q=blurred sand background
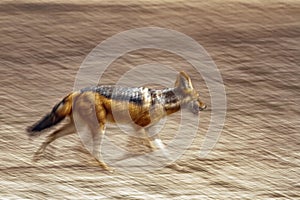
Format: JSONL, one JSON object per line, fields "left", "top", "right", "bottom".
{"left": 0, "top": 0, "right": 299, "bottom": 199}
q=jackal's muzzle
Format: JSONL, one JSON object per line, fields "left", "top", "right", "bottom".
{"left": 189, "top": 100, "right": 207, "bottom": 114}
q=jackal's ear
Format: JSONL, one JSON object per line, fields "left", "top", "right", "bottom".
{"left": 175, "top": 71, "right": 193, "bottom": 90}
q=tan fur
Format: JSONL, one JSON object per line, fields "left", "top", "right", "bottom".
{"left": 28, "top": 71, "right": 206, "bottom": 172}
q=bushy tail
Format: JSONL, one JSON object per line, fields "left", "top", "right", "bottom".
{"left": 26, "top": 93, "right": 75, "bottom": 136}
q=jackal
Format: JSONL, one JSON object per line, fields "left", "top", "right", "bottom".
{"left": 27, "top": 71, "right": 206, "bottom": 171}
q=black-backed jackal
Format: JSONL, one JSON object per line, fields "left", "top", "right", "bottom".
{"left": 27, "top": 71, "right": 206, "bottom": 172}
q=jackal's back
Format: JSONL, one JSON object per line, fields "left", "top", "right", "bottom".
{"left": 81, "top": 85, "right": 152, "bottom": 105}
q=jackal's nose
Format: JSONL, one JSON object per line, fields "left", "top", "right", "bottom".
{"left": 199, "top": 104, "right": 207, "bottom": 111}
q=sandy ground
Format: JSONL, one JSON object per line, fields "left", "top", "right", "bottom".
{"left": 0, "top": 0, "right": 299, "bottom": 199}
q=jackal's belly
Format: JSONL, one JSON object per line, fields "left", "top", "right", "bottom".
{"left": 104, "top": 104, "right": 148, "bottom": 127}
{"left": 104, "top": 102, "right": 165, "bottom": 128}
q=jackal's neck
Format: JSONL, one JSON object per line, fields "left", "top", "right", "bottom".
{"left": 157, "top": 87, "right": 188, "bottom": 115}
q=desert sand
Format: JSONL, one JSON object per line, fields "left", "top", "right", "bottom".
{"left": 0, "top": 0, "right": 299, "bottom": 199}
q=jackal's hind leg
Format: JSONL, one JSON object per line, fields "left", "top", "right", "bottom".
{"left": 74, "top": 95, "right": 113, "bottom": 172}
{"left": 90, "top": 123, "right": 114, "bottom": 173}
{"left": 33, "top": 122, "right": 75, "bottom": 161}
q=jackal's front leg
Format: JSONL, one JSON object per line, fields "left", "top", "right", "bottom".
{"left": 139, "top": 128, "right": 156, "bottom": 150}
{"left": 145, "top": 131, "right": 185, "bottom": 171}
{"left": 144, "top": 127, "right": 171, "bottom": 158}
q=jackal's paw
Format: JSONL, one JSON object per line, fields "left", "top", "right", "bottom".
{"left": 166, "top": 163, "right": 190, "bottom": 172}
{"left": 101, "top": 165, "right": 115, "bottom": 173}
{"left": 32, "top": 152, "right": 43, "bottom": 162}
{"left": 106, "top": 167, "right": 115, "bottom": 173}
{"left": 97, "top": 161, "right": 115, "bottom": 173}
{"left": 141, "top": 139, "right": 156, "bottom": 150}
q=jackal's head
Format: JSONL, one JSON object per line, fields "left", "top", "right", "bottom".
{"left": 175, "top": 71, "right": 207, "bottom": 114}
